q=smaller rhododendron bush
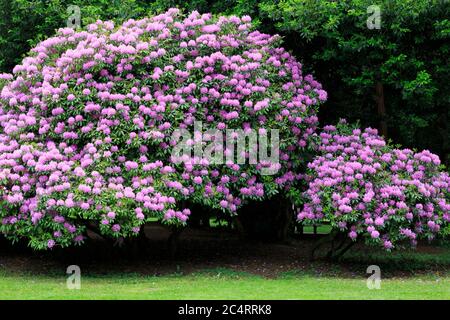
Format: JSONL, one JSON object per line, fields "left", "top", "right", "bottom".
{"left": 0, "top": 9, "right": 326, "bottom": 250}
{"left": 298, "top": 120, "right": 450, "bottom": 258}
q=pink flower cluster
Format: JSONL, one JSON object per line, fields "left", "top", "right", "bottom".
{"left": 0, "top": 9, "right": 325, "bottom": 249}
{"left": 298, "top": 120, "right": 450, "bottom": 250}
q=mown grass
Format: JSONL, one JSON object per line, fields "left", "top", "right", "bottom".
{"left": 1, "top": 236, "right": 448, "bottom": 299}
{"left": 0, "top": 267, "right": 448, "bottom": 300}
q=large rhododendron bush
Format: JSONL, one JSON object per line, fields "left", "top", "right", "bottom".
{"left": 298, "top": 120, "right": 450, "bottom": 252}
{"left": 0, "top": 9, "right": 326, "bottom": 249}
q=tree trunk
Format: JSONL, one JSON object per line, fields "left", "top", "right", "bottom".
{"left": 276, "top": 200, "right": 294, "bottom": 242}
{"left": 310, "top": 230, "right": 338, "bottom": 261}
{"left": 168, "top": 227, "right": 183, "bottom": 259}
{"left": 310, "top": 231, "right": 356, "bottom": 261}
{"left": 438, "top": 109, "right": 449, "bottom": 167}
{"left": 0, "top": 234, "right": 7, "bottom": 254}
{"left": 298, "top": 224, "right": 304, "bottom": 236}
{"left": 331, "top": 240, "right": 357, "bottom": 261}
{"left": 127, "top": 227, "right": 149, "bottom": 259}
{"left": 375, "top": 82, "right": 388, "bottom": 137}
{"left": 233, "top": 216, "right": 246, "bottom": 239}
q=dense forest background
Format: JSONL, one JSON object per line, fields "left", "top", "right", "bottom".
{"left": 0, "top": 0, "right": 448, "bottom": 166}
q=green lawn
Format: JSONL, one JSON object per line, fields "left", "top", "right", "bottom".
{"left": 0, "top": 269, "right": 448, "bottom": 299}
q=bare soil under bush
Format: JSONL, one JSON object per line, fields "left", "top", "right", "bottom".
{"left": 0, "top": 224, "right": 448, "bottom": 278}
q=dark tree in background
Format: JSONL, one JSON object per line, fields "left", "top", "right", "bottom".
{"left": 0, "top": 0, "right": 152, "bottom": 71}
{"left": 257, "top": 0, "right": 450, "bottom": 166}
